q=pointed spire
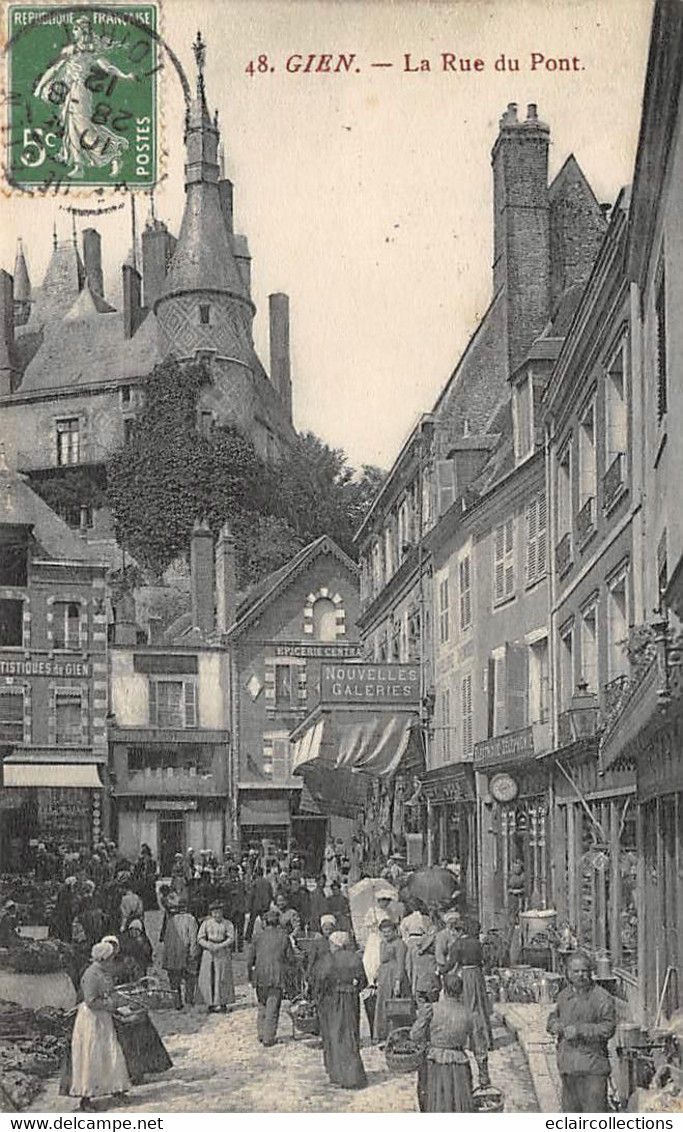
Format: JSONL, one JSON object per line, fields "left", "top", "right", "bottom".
{"left": 13, "top": 238, "right": 31, "bottom": 302}
{"left": 192, "top": 30, "right": 208, "bottom": 109}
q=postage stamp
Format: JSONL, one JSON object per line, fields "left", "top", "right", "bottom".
{"left": 6, "top": 4, "right": 158, "bottom": 190}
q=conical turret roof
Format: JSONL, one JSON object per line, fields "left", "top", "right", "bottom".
{"left": 13, "top": 239, "right": 31, "bottom": 301}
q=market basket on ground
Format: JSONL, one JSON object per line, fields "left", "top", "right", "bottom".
{"left": 384, "top": 1027, "right": 424, "bottom": 1074}
{"left": 473, "top": 1086, "right": 505, "bottom": 1112}
{"left": 116, "top": 976, "right": 176, "bottom": 1012}
{"left": 287, "top": 995, "right": 320, "bottom": 1039}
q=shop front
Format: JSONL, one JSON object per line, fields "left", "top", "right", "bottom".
{"left": 474, "top": 726, "right": 550, "bottom": 931}
{"left": 0, "top": 756, "right": 105, "bottom": 864}
{"left": 422, "top": 763, "right": 476, "bottom": 906}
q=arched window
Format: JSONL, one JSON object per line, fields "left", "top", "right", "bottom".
{"left": 312, "top": 597, "right": 337, "bottom": 641}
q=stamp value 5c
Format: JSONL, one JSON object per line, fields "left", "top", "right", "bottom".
{"left": 7, "top": 4, "right": 158, "bottom": 189}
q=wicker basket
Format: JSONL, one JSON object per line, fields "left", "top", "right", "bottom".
{"left": 116, "top": 976, "right": 177, "bottom": 1012}
{"left": 288, "top": 996, "right": 320, "bottom": 1036}
{"left": 384, "top": 1027, "right": 424, "bottom": 1074}
{"left": 473, "top": 1086, "right": 505, "bottom": 1112}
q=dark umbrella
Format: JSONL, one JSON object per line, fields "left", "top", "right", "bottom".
{"left": 401, "top": 867, "right": 460, "bottom": 908}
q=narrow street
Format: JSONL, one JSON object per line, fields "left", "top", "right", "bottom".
{"left": 35, "top": 992, "right": 540, "bottom": 1114}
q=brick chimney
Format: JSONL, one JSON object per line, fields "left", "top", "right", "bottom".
{"left": 191, "top": 519, "right": 215, "bottom": 637}
{"left": 491, "top": 102, "right": 551, "bottom": 375}
{"left": 122, "top": 263, "right": 144, "bottom": 338}
{"left": 141, "top": 220, "right": 176, "bottom": 310}
{"left": 82, "top": 228, "right": 104, "bottom": 297}
{"left": 215, "top": 522, "right": 237, "bottom": 633}
{"left": 269, "top": 293, "right": 292, "bottom": 423}
{"left": 0, "top": 270, "right": 15, "bottom": 396}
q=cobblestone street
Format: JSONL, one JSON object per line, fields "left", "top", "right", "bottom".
{"left": 35, "top": 982, "right": 540, "bottom": 1113}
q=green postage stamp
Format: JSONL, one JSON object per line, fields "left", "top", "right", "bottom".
{"left": 6, "top": 5, "right": 158, "bottom": 189}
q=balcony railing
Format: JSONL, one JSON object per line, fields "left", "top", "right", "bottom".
{"left": 577, "top": 496, "right": 595, "bottom": 546}
{"left": 17, "top": 442, "right": 111, "bottom": 473}
{"left": 603, "top": 452, "right": 625, "bottom": 511}
{"left": 603, "top": 674, "right": 630, "bottom": 716}
{"left": 555, "top": 531, "right": 572, "bottom": 578}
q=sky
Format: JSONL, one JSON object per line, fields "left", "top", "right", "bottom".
{"left": 0, "top": 0, "right": 654, "bottom": 471}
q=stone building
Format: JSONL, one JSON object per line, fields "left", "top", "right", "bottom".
{"left": 356, "top": 103, "right": 606, "bottom": 890}
{"left": 0, "top": 454, "right": 108, "bottom": 867}
{"left": 0, "top": 34, "right": 296, "bottom": 564}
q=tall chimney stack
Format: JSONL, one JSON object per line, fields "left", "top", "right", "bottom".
{"left": 82, "top": 228, "right": 104, "bottom": 297}
{"left": 191, "top": 519, "right": 215, "bottom": 637}
{"left": 142, "top": 220, "right": 176, "bottom": 310}
{"left": 215, "top": 522, "right": 237, "bottom": 633}
{"left": 114, "top": 593, "right": 138, "bottom": 646}
{"left": 269, "top": 293, "right": 292, "bottom": 424}
{"left": 0, "top": 270, "right": 15, "bottom": 396}
{"left": 122, "top": 263, "right": 144, "bottom": 338}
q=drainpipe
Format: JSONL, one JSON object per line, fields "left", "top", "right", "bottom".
{"left": 545, "top": 415, "right": 558, "bottom": 909}
{"left": 417, "top": 418, "right": 434, "bottom": 865}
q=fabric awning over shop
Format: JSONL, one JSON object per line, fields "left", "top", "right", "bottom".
{"left": 292, "top": 708, "right": 418, "bottom": 780}
{"left": 599, "top": 659, "right": 659, "bottom": 772}
{"left": 240, "top": 796, "right": 291, "bottom": 826}
{"left": 3, "top": 763, "right": 103, "bottom": 788}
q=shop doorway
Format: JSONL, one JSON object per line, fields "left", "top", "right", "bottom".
{"left": 159, "top": 816, "right": 184, "bottom": 876}
{"left": 0, "top": 796, "right": 36, "bottom": 872}
{"left": 291, "top": 817, "right": 327, "bottom": 875}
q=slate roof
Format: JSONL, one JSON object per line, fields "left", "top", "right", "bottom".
{"left": 161, "top": 182, "right": 249, "bottom": 301}
{"left": 13, "top": 241, "right": 30, "bottom": 301}
{"left": 0, "top": 459, "right": 96, "bottom": 561}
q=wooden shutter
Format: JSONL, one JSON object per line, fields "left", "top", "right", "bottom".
{"left": 437, "top": 460, "right": 457, "bottom": 516}
{"left": 184, "top": 681, "right": 197, "bottom": 727}
{"left": 494, "top": 524, "right": 506, "bottom": 604}
{"left": 537, "top": 494, "right": 547, "bottom": 579}
{"left": 148, "top": 680, "right": 157, "bottom": 726}
{"left": 487, "top": 657, "right": 496, "bottom": 738}
{"left": 505, "top": 642, "right": 529, "bottom": 732}
{"left": 504, "top": 518, "right": 515, "bottom": 598}
{"left": 526, "top": 500, "right": 538, "bottom": 584}
{"left": 271, "top": 738, "right": 290, "bottom": 783}
{"left": 460, "top": 556, "right": 472, "bottom": 628}
{"left": 461, "top": 675, "right": 473, "bottom": 756}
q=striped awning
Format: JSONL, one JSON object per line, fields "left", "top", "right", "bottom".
{"left": 2, "top": 763, "right": 103, "bottom": 788}
{"left": 291, "top": 708, "right": 418, "bottom": 779}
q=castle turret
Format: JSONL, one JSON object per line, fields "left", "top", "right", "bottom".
{"left": 154, "top": 32, "right": 255, "bottom": 364}
{"left": 13, "top": 239, "right": 31, "bottom": 327}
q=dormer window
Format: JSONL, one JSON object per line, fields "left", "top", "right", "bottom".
{"left": 199, "top": 303, "right": 210, "bottom": 326}
{"left": 513, "top": 373, "right": 534, "bottom": 463}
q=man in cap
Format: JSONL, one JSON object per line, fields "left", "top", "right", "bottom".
{"left": 547, "top": 951, "right": 616, "bottom": 1112}
{"left": 162, "top": 895, "right": 199, "bottom": 1010}
{"left": 246, "top": 908, "right": 295, "bottom": 1046}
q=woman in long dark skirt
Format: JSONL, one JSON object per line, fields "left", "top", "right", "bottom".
{"left": 318, "top": 932, "right": 368, "bottom": 1089}
{"left": 409, "top": 971, "right": 475, "bottom": 1113}
{"left": 106, "top": 935, "right": 172, "bottom": 1084}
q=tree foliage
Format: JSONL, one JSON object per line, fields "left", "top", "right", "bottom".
{"left": 106, "top": 358, "right": 384, "bottom": 586}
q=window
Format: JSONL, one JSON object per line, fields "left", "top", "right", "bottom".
{"left": 55, "top": 692, "right": 82, "bottom": 746}
{"left": 560, "top": 624, "right": 575, "bottom": 709}
{"left": 493, "top": 518, "right": 515, "bottom": 606}
{"left": 436, "top": 459, "right": 457, "bottom": 516}
{"left": 525, "top": 494, "right": 547, "bottom": 586}
{"left": 274, "top": 664, "right": 298, "bottom": 711}
{"left": 0, "top": 543, "right": 27, "bottom": 587}
{"left": 149, "top": 680, "right": 197, "bottom": 729}
{"left": 557, "top": 445, "right": 572, "bottom": 538}
{"left": 123, "top": 418, "right": 135, "bottom": 445}
{"left": 581, "top": 603, "right": 599, "bottom": 693}
{"left": 371, "top": 541, "right": 383, "bottom": 596}
{"left": 513, "top": 374, "right": 534, "bottom": 462}
{"left": 384, "top": 525, "right": 395, "bottom": 580}
{"left": 127, "top": 744, "right": 212, "bottom": 776}
{"left": 52, "top": 601, "right": 81, "bottom": 650}
{"left": 199, "top": 303, "right": 211, "bottom": 326}
{"left": 605, "top": 345, "right": 627, "bottom": 473}
{"left": 487, "top": 652, "right": 504, "bottom": 737}
{"left": 312, "top": 598, "right": 337, "bottom": 642}
{"left": 438, "top": 577, "right": 450, "bottom": 644}
{"left": 199, "top": 411, "right": 213, "bottom": 439}
{"left": 0, "top": 689, "right": 24, "bottom": 743}
{"left": 459, "top": 555, "right": 472, "bottom": 630}
{"left": 0, "top": 599, "right": 23, "bottom": 647}
{"left": 398, "top": 496, "right": 413, "bottom": 557}
{"left": 461, "top": 674, "right": 473, "bottom": 757}
{"left": 56, "top": 418, "right": 80, "bottom": 466}
{"left": 655, "top": 267, "right": 667, "bottom": 421}
{"left": 438, "top": 687, "right": 451, "bottom": 764}
{"left": 120, "top": 385, "right": 132, "bottom": 406}
{"left": 578, "top": 402, "right": 597, "bottom": 528}
{"left": 264, "top": 735, "right": 291, "bottom": 783}
{"left": 607, "top": 569, "right": 629, "bottom": 680}
{"left": 529, "top": 637, "right": 550, "bottom": 724}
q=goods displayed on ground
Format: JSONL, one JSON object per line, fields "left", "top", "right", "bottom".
{"left": 0, "top": 940, "right": 74, "bottom": 976}
{"left": 491, "top": 966, "right": 563, "bottom": 1004}
{"left": 0, "top": 878, "right": 59, "bottom": 928}
{"left": 0, "top": 999, "right": 71, "bottom": 1110}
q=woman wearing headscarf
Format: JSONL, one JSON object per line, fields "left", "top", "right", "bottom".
{"left": 317, "top": 932, "right": 368, "bottom": 1089}
{"left": 197, "top": 901, "right": 235, "bottom": 1012}
{"left": 438, "top": 917, "right": 493, "bottom": 1089}
{"left": 66, "top": 940, "right": 130, "bottom": 1110}
{"left": 119, "top": 919, "right": 153, "bottom": 983}
{"left": 98, "top": 934, "right": 172, "bottom": 1085}
{"left": 410, "top": 971, "right": 475, "bottom": 1112}
{"left": 373, "top": 918, "right": 409, "bottom": 1043}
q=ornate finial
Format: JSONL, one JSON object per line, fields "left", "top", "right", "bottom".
{"left": 214, "top": 108, "right": 219, "bottom": 128}
{"left": 193, "top": 30, "right": 206, "bottom": 97}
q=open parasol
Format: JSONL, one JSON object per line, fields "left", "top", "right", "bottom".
{"left": 401, "top": 866, "right": 460, "bottom": 908}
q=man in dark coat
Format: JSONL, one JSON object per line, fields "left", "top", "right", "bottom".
{"left": 308, "top": 876, "right": 329, "bottom": 935}
{"left": 226, "top": 867, "right": 246, "bottom": 952}
{"left": 547, "top": 951, "right": 616, "bottom": 1112}
{"left": 246, "top": 909, "right": 295, "bottom": 1046}
{"left": 245, "top": 868, "right": 274, "bottom": 943}
{"left": 326, "top": 879, "right": 352, "bottom": 933}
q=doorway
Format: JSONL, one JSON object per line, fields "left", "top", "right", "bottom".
{"left": 159, "top": 816, "right": 184, "bottom": 876}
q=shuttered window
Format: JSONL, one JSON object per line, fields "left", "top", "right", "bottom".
{"left": 436, "top": 460, "right": 457, "bottom": 516}
{"left": 493, "top": 518, "right": 515, "bottom": 606}
{"left": 459, "top": 555, "right": 472, "bottom": 630}
{"left": 150, "top": 679, "right": 198, "bottom": 728}
{"left": 264, "top": 736, "right": 291, "bottom": 783}
{"left": 525, "top": 494, "right": 547, "bottom": 586}
{"left": 438, "top": 578, "right": 450, "bottom": 644}
{"left": 505, "top": 642, "right": 529, "bottom": 732}
{"left": 461, "top": 674, "right": 473, "bottom": 757}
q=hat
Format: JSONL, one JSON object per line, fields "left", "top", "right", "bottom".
{"left": 209, "top": 901, "right": 224, "bottom": 912}
{"left": 127, "top": 919, "right": 144, "bottom": 932}
{"left": 320, "top": 914, "right": 337, "bottom": 928}
{"left": 91, "top": 940, "right": 115, "bottom": 962}
{"left": 329, "top": 931, "right": 350, "bottom": 950}
{"left": 443, "top": 910, "right": 460, "bottom": 925}
{"left": 2, "top": 900, "right": 17, "bottom": 911}
{"left": 376, "top": 890, "right": 394, "bottom": 901}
